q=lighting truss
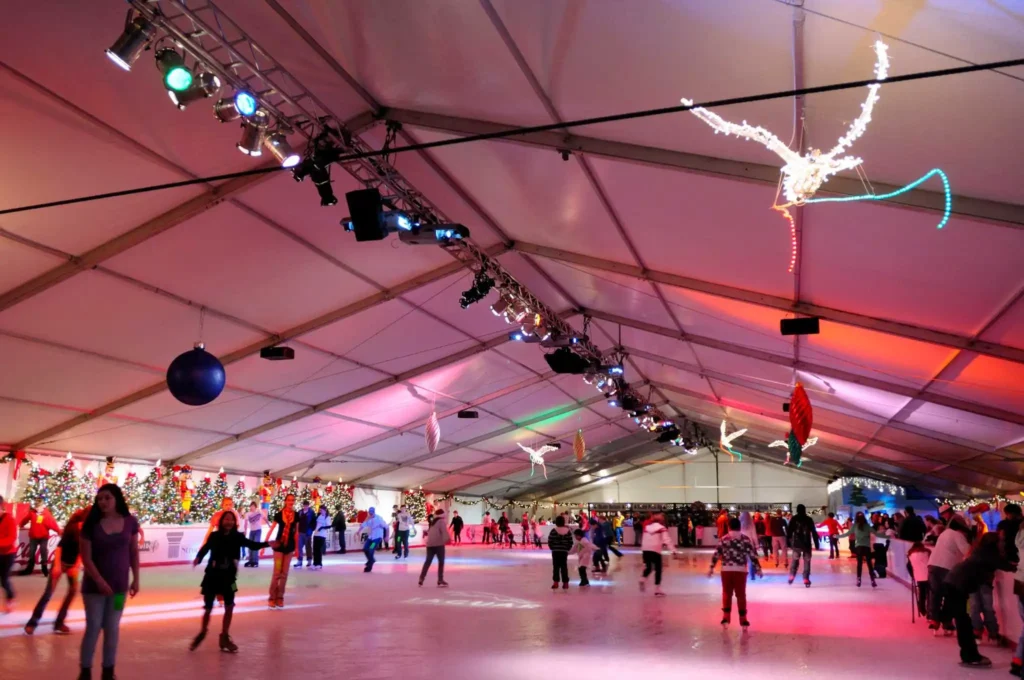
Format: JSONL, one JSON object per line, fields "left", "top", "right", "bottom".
{"left": 122, "top": 0, "right": 673, "bottom": 435}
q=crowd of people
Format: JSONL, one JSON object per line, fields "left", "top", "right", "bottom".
{"left": 5, "top": 488, "right": 1024, "bottom": 676}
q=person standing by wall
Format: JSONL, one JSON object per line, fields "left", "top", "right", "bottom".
{"left": 942, "top": 533, "right": 1013, "bottom": 668}
{"left": 769, "top": 510, "right": 789, "bottom": 568}
{"left": 359, "top": 507, "right": 390, "bottom": 573}
{"left": 18, "top": 502, "right": 62, "bottom": 577}
{"left": 482, "top": 511, "right": 492, "bottom": 544}
{"left": 520, "top": 513, "right": 530, "bottom": 549}
{"left": 293, "top": 500, "right": 315, "bottom": 569}
{"left": 79, "top": 484, "right": 140, "bottom": 680}
{"left": 449, "top": 511, "right": 463, "bottom": 545}
{"left": 243, "top": 502, "right": 263, "bottom": 568}
{"left": 907, "top": 542, "right": 933, "bottom": 618}
{"left": 928, "top": 515, "right": 971, "bottom": 634}
{"left": 613, "top": 512, "right": 624, "bottom": 545}
{"left": 0, "top": 496, "right": 19, "bottom": 614}
{"left": 332, "top": 509, "right": 347, "bottom": 554}
{"left": 786, "top": 504, "right": 820, "bottom": 587}
{"left": 312, "top": 506, "right": 331, "bottom": 570}
{"left": 25, "top": 507, "right": 88, "bottom": 635}
{"left": 394, "top": 506, "right": 413, "bottom": 560}
{"left": 1011, "top": 525, "right": 1024, "bottom": 677}
{"left": 547, "top": 516, "right": 573, "bottom": 590}
{"left": 633, "top": 513, "right": 644, "bottom": 547}
{"left": 265, "top": 493, "right": 298, "bottom": 609}
{"left": 498, "top": 512, "right": 511, "bottom": 548}
{"left": 899, "top": 506, "right": 927, "bottom": 542}
{"left": 709, "top": 517, "right": 763, "bottom": 627}
{"left": 418, "top": 509, "right": 450, "bottom": 587}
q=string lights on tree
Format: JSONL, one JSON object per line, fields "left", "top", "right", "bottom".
{"left": 680, "top": 41, "right": 952, "bottom": 272}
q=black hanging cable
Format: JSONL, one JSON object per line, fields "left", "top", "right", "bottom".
{"left": 2, "top": 55, "right": 1023, "bottom": 218}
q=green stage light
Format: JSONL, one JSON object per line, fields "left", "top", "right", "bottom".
{"left": 155, "top": 48, "right": 193, "bottom": 92}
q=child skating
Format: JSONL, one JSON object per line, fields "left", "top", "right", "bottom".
{"left": 572, "top": 529, "right": 596, "bottom": 587}
{"left": 708, "top": 517, "right": 763, "bottom": 628}
{"left": 547, "top": 515, "right": 573, "bottom": 590}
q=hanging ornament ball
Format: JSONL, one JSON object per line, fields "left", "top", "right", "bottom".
{"left": 166, "top": 343, "right": 226, "bottom": 406}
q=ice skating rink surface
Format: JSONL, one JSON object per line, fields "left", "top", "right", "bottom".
{"left": 2, "top": 546, "right": 1013, "bottom": 679}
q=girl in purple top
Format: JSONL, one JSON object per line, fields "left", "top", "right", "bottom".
{"left": 79, "top": 484, "right": 140, "bottom": 680}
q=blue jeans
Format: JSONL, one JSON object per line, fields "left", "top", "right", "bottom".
{"left": 615, "top": 528, "right": 624, "bottom": 543}
{"left": 970, "top": 583, "right": 998, "bottom": 637}
{"left": 80, "top": 593, "right": 124, "bottom": 670}
{"left": 246, "top": 529, "right": 262, "bottom": 565}
{"left": 363, "top": 538, "right": 380, "bottom": 569}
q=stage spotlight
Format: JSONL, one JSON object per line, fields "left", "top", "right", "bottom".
{"left": 264, "top": 132, "right": 301, "bottom": 168}
{"left": 607, "top": 399, "right": 619, "bottom": 407}
{"left": 236, "top": 110, "right": 268, "bottom": 156}
{"left": 168, "top": 71, "right": 220, "bottom": 110}
{"left": 544, "top": 347, "right": 591, "bottom": 374}
{"left": 460, "top": 271, "right": 495, "bottom": 309}
{"left": 155, "top": 48, "right": 193, "bottom": 92}
{"left": 491, "top": 296, "right": 510, "bottom": 317}
{"left": 106, "top": 16, "right": 154, "bottom": 71}
{"left": 234, "top": 91, "right": 258, "bottom": 117}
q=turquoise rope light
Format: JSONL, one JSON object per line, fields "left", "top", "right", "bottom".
{"left": 802, "top": 168, "right": 951, "bottom": 229}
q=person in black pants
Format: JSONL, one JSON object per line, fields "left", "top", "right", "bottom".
{"left": 25, "top": 508, "right": 88, "bottom": 635}
{"left": 294, "top": 501, "right": 315, "bottom": 568}
{"left": 633, "top": 513, "right": 644, "bottom": 547}
{"left": 941, "top": 534, "right": 1012, "bottom": 668}
{"left": 547, "top": 515, "right": 573, "bottom": 590}
{"left": 449, "top": 511, "right": 463, "bottom": 545}
{"left": 482, "top": 512, "right": 492, "bottom": 544}
{"left": 332, "top": 510, "right": 346, "bottom": 554}
{"left": 312, "top": 507, "right": 330, "bottom": 570}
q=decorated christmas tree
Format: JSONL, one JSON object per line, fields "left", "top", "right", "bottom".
{"left": 848, "top": 484, "right": 868, "bottom": 507}
{"left": 232, "top": 477, "right": 251, "bottom": 511}
{"left": 296, "top": 478, "right": 312, "bottom": 507}
{"left": 17, "top": 463, "right": 53, "bottom": 512}
{"left": 76, "top": 471, "right": 98, "bottom": 512}
{"left": 190, "top": 474, "right": 216, "bottom": 523}
{"left": 155, "top": 470, "right": 185, "bottom": 524}
{"left": 324, "top": 482, "right": 355, "bottom": 519}
{"left": 404, "top": 488, "right": 428, "bottom": 522}
{"left": 46, "top": 457, "right": 87, "bottom": 524}
{"left": 134, "top": 464, "right": 166, "bottom": 524}
{"left": 214, "top": 469, "right": 230, "bottom": 506}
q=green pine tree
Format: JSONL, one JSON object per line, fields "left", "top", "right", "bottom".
{"left": 133, "top": 466, "right": 165, "bottom": 524}
{"left": 324, "top": 484, "right": 355, "bottom": 519}
{"left": 214, "top": 473, "right": 230, "bottom": 506}
{"left": 848, "top": 484, "right": 868, "bottom": 507}
{"left": 17, "top": 463, "right": 52, "bottom": 512}
{"left": 155, "top": 471, "right": 184, "bottom": 525}
{"left": 405, "top": 489, "right": 427, "bottom": 522}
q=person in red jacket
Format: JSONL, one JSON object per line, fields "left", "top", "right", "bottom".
{"left": 1, "top": 496, "right": 18, "bottom": 612}
{"left": 19, "top": 503, "right": 62, "bottom": 577}
{"left": 817, "top": 512, "right": 842, "bottom": 559}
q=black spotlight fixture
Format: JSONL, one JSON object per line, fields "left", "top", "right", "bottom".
{"left": 295, "top": 129, "right": 341, "bottom": 207}
{"left": 260, "top": 346, "right": 295, "bottom": 361}
{"left": 457, "top": 410, "right": 479, "bottom": 419}
{"left": 459, "top": 271, "right": 495, "bottom": 309}
{"left": 544, "top": 347, "right": 591, "bottom": 374}
{"left": 780, "top": 316, "right": 820, "bottom": 336}
{"left": 657, "top": 427, "right": 681, "bottom": 444}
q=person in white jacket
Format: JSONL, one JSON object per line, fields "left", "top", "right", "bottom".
{"left": 639, "top": 513, "right": 671, "bottom": 597}
{"left": 572, "top": 529, "right": 596, "bottom": 587}
{"left": 418, "top": 509, "right": 450, "bottom": 587}
{"left": 1013, "top": 527, "right": 1024, "bottom": 677}
{"left": 927, "top": 515, "right": 970, "bottom": 633}
{"left": 311, "top": 507, "right": 331, "bottom": 570}
{"left": 394, "top": 506, "right": 414, "bottom": 560}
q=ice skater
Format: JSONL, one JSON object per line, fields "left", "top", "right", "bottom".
{"left": 786, "top": 504, "right": 820, "bottom": 587}
{"left": 572, "top": 529, "right": 596, "bottom": 587}
{"left": 25, "top": 507, "right": 89, "bottom": 635}
{"left": 190, "top": 510, "right": 270, "bottom": 652}
{"left": 639, "top": 512, "right": 671, "bottom": 597}
{"left": 836, "top": 512, "right": 884, "bottom": 587}
{"left": 709, "top": 517, "right": 762, "bottom": 628}
{"left": 548, "top": 515, "right": 573, "bottom": 590}
{"left": 359, "top": 507, "right": 390, "bottom": 573}
{"left": 312, "top": 506, "right": 331, "bottom": 570}
{"left": 449, "top": 511, "right": 463, "bottom": 545}
{"left": 0, "top": 496, "right": 16, "bottom": 614}
{"left": 418, "top": 509, "right": 449, "bottom": 587}
{"left": 265, "top": 493, "right": 298, "bottom": 608}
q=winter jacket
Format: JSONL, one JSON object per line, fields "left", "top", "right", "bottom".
{"left": 907, "top": 547, "right": 931, "bottom": 583}
{"left": 945, "top": 547, "right": 1013, "bottom": 595}
{"left": 296, "top": 507, "right": 316, "bottom": 535}
{"left": 0, "top": 511, "right": 16, "bottom": 555}
{"left": 641, "top": 521, "right": 670, "bottom": 553}
{"left": 573, "top": 536, "right": 596, "bottom": 565}
{"left": 838, "top": 523, "right": 884, "bottom": 549}
{"left": 425, "top": 513, "right": 450, "bottom": 547}
{"left": 548, "top": 526, "right": 574, "bottom": 553}
{"left": 710, "top": 531, "right": 762, "bottom": 574}
{"left": 898, "top": 514, "right": 927, "bottom": 542}
{"left": 786, "top": 514, "right": 820, "bottom": 552}
{"left": 818, "top": 518, "right": 841, "bottom": 536}
{"left": 359, "top": 514, "right": 390, "bottom": 542}
{"left": 20, "top": 508, "right": 61, "bottom": 540}
{"left": 928, "top": 527, "right": 969, "bottom": 570}
{"left": 768, "top": 516, "right": 787, "bottom": 537}
{"left": 332, "top": 513, "right": 346, "bottom": 532}
{"left": 591, "top": 522, "right": 609, "bottom": 548}
{"left": 1015, "top": 528, "right": 1024, "bottom": 585}
{"left": 449, "top": 515, "right": 463, "bottom": 532}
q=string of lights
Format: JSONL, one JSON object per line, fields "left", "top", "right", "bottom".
{"left": 827, "top": 476, "right": 905, "bottom": 497}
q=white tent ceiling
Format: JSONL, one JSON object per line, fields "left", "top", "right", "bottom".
{"left": 1, "top": 0, "right": 1023, "bottom": 500}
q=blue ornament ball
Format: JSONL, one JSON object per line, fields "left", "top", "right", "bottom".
{"left": 166, "top": 344, "right": 226, "bottom": 406}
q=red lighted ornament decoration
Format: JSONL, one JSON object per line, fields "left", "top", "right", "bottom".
{"left": 786, "top": 383, "right": 814, "bottom": 467}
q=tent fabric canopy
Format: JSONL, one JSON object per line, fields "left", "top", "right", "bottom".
{"left": 1, "top": 0, "right": 1022, "bottom": 501}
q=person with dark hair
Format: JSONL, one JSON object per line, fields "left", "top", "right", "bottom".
{"left": 332, "top": 509, "right": 347, "bottom": 554}
{"left": 0, "top": 496, "right": 18, "bottom": 614}
{"left": 294, "top": 500, "right": 315, "bottom": 569}
{"left": 817, "top": 512, "right": 841, "bottom": 559}
{"left": 418, "top": 509, "right": 450, "bottom": 587}
{"left": 19, "top": 501, "right": 62, "bottom": 577}
{"left": 998, "top": 503, "right": 1022, "bottom": 564}
{"left": 709, "top": 517, "right": 762, "bottom": 628}
{"left": 632, "top": 513, "right": 644, "bottom": 547}
{"left": 394, "top": 506, "right": 413, "bottom": 560}
{"left": 190, "top": 509, "right": 270, "bottom": 653}
{"left": 548, "top": 515, "right": 573, "bottom": 590}
{"left": 449, "top": 511, "right": 463, "bottom": 545}
{"left": 907, "top": 542, "right": 933, "bottom": 618}
{"left": 928, "top": 515, "right": 971, "bottom": 634}
{"left": 786, "top": 504, "right": 820, "bottom": 587}
{"left": 924, "top": 515, "right": 943, "bottom": 546}
{"left": 1012, "top": 525, "right": 1024, "bottom": 677}
{"left": 837, "top": 512, "right": 885, "bottom": 587}
{"left": 899, "top": 506, "right": 927, "bottom": 542}
{"left": 312, "top": 506, "right": 331, "bottom": 570}
{"left": 943, "top": 533, "right": 1013, "bottom": 668}
{"left": 482, "top": 511, "right": 492, "bottom": 544}
{"left": 79, "top": 484, "right": 140, "bottom": 680}
{"left": 640, "top": 512, "right": 670, "bottom": 597}
{"left": 769, "top": 510, "right": 789, "bottom": 568}
{"left": 25, "top": 507, "right": 89, "bottom": 635}
{"left": 265, "top": 493, "right": 299, "bottom": 608}
{"left": 498, "top": 512, "right": 512, "bottom": 548}
{"left": 572, "top": 529, "right": 596, "bottom": 587}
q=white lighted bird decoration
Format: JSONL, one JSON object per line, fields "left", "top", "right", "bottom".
{"left": 769, "top": 436, "right": 818, "bottom": 467}
{"left": 719, "top": 420, "right": 748, "bottom": 462}
{"left": 518, "top": 442, "right": 557, "bottom": 479}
